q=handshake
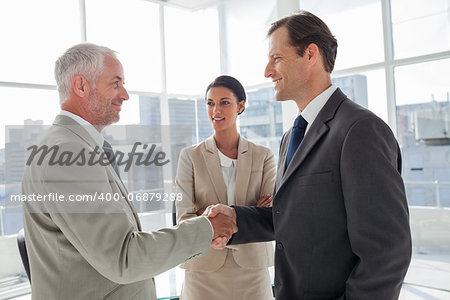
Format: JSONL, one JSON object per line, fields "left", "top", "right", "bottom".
{"left": 201, "top": 204, "right": 237, "bottom": 250}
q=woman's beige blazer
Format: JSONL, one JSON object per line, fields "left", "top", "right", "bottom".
{"left": 176, "top": 135, "right": 275, "bottom": 271}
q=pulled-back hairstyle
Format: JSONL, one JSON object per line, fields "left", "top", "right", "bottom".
{"left": 268, "top": 10, "right": 338, "bottom": 73}
{"left": 205, "top": 75, "right": 246, "bottom": 115}
{"left": 54, "top": 43, "right": 117, "bottom": 104}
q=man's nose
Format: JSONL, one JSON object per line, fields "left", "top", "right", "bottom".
{"left": 120, "top": 86, "right": 129, "bottom": 101}
{"left": 264, "top": 62, "right": 273, "bottom": 78}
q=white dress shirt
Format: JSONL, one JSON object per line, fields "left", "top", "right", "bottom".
{"left": 300, "top": 84, "right": 338, "bottom": 135}
{"left": 217, "top": 149, "right": 237, "bottom": 206}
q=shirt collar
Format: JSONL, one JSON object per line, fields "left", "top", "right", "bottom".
{"left": 217, "top": 149, "right": 236, "bottom": 167}
{"left": 300, "top": 84, "right": 338, "bottom": 133}
{"left": 59, "top": 110, "right": 105, "bottom": 147}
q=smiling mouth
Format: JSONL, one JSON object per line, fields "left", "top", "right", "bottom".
{"left": 213, "top": 117, "right": 224, "bottom": 121}
{"left": 111, "top": 101, "right": 122, "bottom": 111}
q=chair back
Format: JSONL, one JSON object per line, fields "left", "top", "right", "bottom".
{"left": 17, "top": 228, "right": 31, "bottom": 282}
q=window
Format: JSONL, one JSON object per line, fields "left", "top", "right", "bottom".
{"left": 86, "top": 0, "right": 162, "bottom": 92}
{"left": 223, "top": 0, "right": 277, "bottom": 85}
{"left": 0, "top": 0, "right": 80, "bottom": 84}
{"left": 395, "top": 59, "right": 450, "bottom": 211}
{"left": 1, "top": 0, "right": 450, "bottom": 298}
{"left": 301, "top": 0, "right": 384, "bottom": 69}
{"left": 332, "top": 70, "right": 388, "bottom": 122}
{"left": 391, "top": 0, "right": 450, "bottom": 59}
{"left": 164, "top": 7, "right": 220, "bottom": 94}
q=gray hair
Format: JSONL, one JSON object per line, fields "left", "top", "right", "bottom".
{"left": 54, "top": 43, "right": 117, "bottom": 104}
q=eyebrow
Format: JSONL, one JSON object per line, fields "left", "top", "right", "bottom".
{"left": 113, "top": 76, "right": 123, "bottom": 82}
{"left": 206, "top": 97, "right": 232, "bottom": 101}
{"left": 269, "top": 52, "right": 281, "bottom": 58}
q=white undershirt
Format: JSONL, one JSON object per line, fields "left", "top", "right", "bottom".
{"left": 217, "top": 149, "right": 237, "bottom": 206}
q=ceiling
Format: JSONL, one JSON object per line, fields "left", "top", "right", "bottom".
{"left": 146, "top": 0, "right": 222, "bottom": 11}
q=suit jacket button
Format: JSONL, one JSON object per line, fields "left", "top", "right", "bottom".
{"left": 275, "top": 210, "right": 280, "bottom": 214}
{"left": 276, "top": 242, "right": 284, "bottom": 250}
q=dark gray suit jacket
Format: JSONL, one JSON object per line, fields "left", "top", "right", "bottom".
{"left": 231, "top": 89, "right": 412, "bottom": 300}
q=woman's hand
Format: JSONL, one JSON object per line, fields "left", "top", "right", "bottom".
{"left": 256, "top": 194, "right": 272, "bottom": 207}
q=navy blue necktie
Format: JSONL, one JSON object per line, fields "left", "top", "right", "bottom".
{"left": 285, "top": 115, "right": 308, "bottom": 168}
{"left": 103, "top": 140, "right": 120, "bottom": 178}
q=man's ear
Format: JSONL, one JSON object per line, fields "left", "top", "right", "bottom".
{"left": 305, "top": 43, "right": 320, "bottom": 65}
{"left": 72, "top": 75, "right": 90, "bottom": 97}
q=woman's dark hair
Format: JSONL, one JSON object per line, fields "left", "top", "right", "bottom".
{"left": 205, "top": 75, "right": 246, "bottom": 115}
{"left": 268, "top": 10, "right": 338, "bottom": 73}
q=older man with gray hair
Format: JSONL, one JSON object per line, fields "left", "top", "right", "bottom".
{"left": 22, "top": 43, "right": 236, "bottom": 300}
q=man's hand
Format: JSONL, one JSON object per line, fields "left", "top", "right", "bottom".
{"left": 203, "top": 203, "right": 237, "bottom": 220}
{"left": 202, "top": 204, "right": 238, "bottom": 249}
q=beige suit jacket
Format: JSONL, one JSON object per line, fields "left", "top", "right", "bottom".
{"left": 175, "top": 135, "right": 275, "bottom": 272}
{"left": 22, "top": 115, "right": 213, "bottom": 300}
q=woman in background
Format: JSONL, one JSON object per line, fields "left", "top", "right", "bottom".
{"left": 175, "top": 75, "right": 275, "bottom": 300}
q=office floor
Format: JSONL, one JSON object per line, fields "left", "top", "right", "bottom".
{"left": 10, "top": 250, "right": 450, "bottom": 300}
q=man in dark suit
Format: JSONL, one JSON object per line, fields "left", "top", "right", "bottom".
{"left": 206, "top": 11, "right": 412, "bottom": 299}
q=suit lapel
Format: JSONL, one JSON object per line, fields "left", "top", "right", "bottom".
{"left": 275, "top": 132, "right": 289, "bottom": 193}
{"left": 54, "top": 115, "right": 142, "bottom": 230}
{"left": 53, "top": 115, "right": 98, "bottom": 148}
{"left": 235, "top": 136, "right": 251, "bottom": 206}
{"left": 202, "top": 136, "right": 228, "bottom": 204}
{"left": 277, "top": 89, "right": 347, "bottom": 191}
{"left": 279, "top": 121, "right": 329, "bottom": 187}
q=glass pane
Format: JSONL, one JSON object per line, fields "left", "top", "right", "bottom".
{"left": 197, "top": 98, "right": 214, "bottom": 142}
{"left": 395, "top": 59, "right": 450, "bottom": 106}
{"left": 0, "top": 0, "right": 80, "bottom": 84}
{"left": 300, "top": 0, "right": 384, "bottom": 70}
{"left": 240, "top": 86, "right": 282, "bottom": 157}
{"left": 395, "top": 59, "right": 450, "bottom": 256}
{"left": 86, "top": 0, "right": 161, "bottom": 92}
{"left": 332, "top": 69, "right": 388, "bottom": 123}
{"left": 0, "top": 87, "right": 60, "bottom": 237}
{"left": 116, "top": 94, "right": 141, "bottom": 126}
{"left": 165, "top": 7, "right": 220, "bottom": 94}
{"left": 0, "top": 88, "right": 60, "bottom": 148}
{"left": 391, "top": 0, "right": 450, "bottom": 59}
{"left": 224, "top": 0, "right": 277, "bottom": 85}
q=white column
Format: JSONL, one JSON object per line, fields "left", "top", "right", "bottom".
{"left": 218, "top": 2, "right": 229, "bottom": 75}
{"left": 158, "top": 5, "right": 175, "bottom": 240}
{"left": 277, "top": 0, "right": 301, "bottom": 131}
{"left": 79, "top": 0, "right": 87, "bottom": 41}
{"left": 381, "top": 0, "right": 398, "bottom": 136}
{"left": 277, "top": 0, "right": 300, "bottom": 19}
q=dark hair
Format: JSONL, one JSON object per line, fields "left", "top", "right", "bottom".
{"left": 205, "top": 75, "right": 246, "bottom": 115}
{"left": 268, "top": 10, "right": 338, "bottom": 73}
